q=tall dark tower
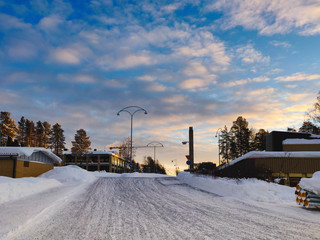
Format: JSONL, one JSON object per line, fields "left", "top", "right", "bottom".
{"left": 189, "top": 126, "right": 194, "bottom": 171}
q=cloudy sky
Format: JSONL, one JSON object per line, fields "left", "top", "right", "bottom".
{"left": 1, "top": 0, "right": 320, "bottom": 173}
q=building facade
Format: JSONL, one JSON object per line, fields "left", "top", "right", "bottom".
{"left": 0, "top": 147, "right": 62, "bottom": 178}
{"left": 63, "top": 150, "right": 129, "bottom": 173}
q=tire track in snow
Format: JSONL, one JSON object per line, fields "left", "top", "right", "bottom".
{"left": 5, "top": 177, "right": 320, "bottom": 240}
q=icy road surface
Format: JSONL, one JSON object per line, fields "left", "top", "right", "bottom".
{"left": 1, "top": 177, "right": 320, "bottom": 240}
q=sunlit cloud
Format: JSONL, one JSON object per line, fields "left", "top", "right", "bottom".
{"left": 275, "top": 72, "right": 320, "bottom": 82}
{"left": 179, "top": 77, "right": 217, "bottom": 91}
{"left": 137, "top": 75, "right": 156, "bottom": 82}
{"left": 147, "top": 83, "right": 167, "bottom": 92}
{"left": 221, "top": 76, "right": 270, "bottom": 87}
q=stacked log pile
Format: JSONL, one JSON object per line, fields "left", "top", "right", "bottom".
{"left": 296, "top": 184, "right": 320, "bottom": 209}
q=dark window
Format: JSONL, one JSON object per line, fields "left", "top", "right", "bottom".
{"left": 24, "top": 161, "right": 29, "bottom": 167}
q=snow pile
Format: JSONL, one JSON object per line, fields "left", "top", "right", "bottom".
{"left": 177, "top": 172, "right": 295, "bottom": 204}
{"left": 0, "top": 176, "right": 62, "bottom": 204}
{"left": 92, "top": 171, "right": 121, "bottom": 178}
{"left": 299, "top": 171, "right": 320, "bottom": 194}
{"left": 40, "top": 165, "right": 97, "bottom": 183}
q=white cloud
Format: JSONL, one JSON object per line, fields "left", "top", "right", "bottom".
{"left": 275, "top": 72, "right": 320, "bottom": 82}
{"left": 221, "top": 76, "right": 270, "bottom": 87}
{"left": 147, "top": 83, "right": 167, "bottom": 92}
{"left": 270, "top": 40, "right": 291, "bottom": 48}
{"left": 183, "top": 62, "right": 208, "bottom": 76}
{"left": 179, "top": 76, "right": 217, "bottom": 91}
{"left": 38, "top": 15, "right": 64, "bottom": 31}
{"left": 209, "top": 0, "right": 320, "bottom": 36}
{"left": 57, "top": 74, "right": 96, "bottom": 83}
{"left": 162, "top": 94, "right": 186, "bottom": 104}
{"left": 52, "top": 48, "right": 81, "bottom": 64}
{"left": 248, "top": 88, "right": 275, "bottom": 96}
{"left": 137, "top": 75, "right": 156, "bottom": 82}
{"left": 104, "top": 79, "right": 127, "bottom": 88}
{"left": 51, "top": 44, "right": 92, "bottom": 65}
{"left": 236, "top": 44, "right": 270, "bottom": 64}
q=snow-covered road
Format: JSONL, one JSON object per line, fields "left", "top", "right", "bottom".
{"left": 1, "top": 177, "right": 320, "bottom": 240}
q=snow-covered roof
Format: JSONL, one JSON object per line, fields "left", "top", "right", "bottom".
{"left": 0, "top": 147, "right": 62, "bottom": 163}
{"left": 283, "top": 139, "right": 320, "bottom": 145}
{"left": 219, "top": 151, "right": 320, "bottom": 169}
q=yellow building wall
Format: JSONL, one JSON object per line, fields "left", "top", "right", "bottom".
{"left": 0, "top": 160, "right": 14, "bottom": 177}
{"left": 15, "top": 160, "right": 53, "bottom": 178}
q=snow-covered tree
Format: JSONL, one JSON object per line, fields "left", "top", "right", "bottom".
{"left": 0, "top": 112, "right": 19, "bottom": 146}
{"left": 71, "top": 129, "right": 91, "bottom": 157}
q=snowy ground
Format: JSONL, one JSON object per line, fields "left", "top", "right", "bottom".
{"left": 0, "top": 166, "right": 319, "bottom": 240}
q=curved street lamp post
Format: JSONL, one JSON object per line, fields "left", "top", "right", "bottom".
{"left": 147, "top": 141, "right": 164, "bottom": 173}
{"left": 117, "top": 106, "right": 147, "bottom": 169}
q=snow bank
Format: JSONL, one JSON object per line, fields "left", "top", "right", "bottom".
{"left": 177, "top": 172, "right": 295, "bottom": 204}
{"left": 40, "top": 165, "right": 97, "bottom": 183}
{"left": 0, "top": 166, "right": 172, "bottom": 205}
{"left": 299, "top": 171, "right": 320, "bottom": 194}
{"left": 0, "top": 176, "right": 62, "bottom": 204}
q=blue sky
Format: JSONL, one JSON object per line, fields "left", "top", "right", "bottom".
{"left": 1, "top": 0, "right": 320, "bottom": 173}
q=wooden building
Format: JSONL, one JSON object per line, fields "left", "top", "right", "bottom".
{"left": 216, "top": 151, "right": 320, "bottom": 186}
{"left": 63, "top": 150, "right": 129, "bottom": 173}
{"left": 0, "top": 147, "right": 62, "bottom": 178}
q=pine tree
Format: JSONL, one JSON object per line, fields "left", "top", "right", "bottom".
{"left": 299, "top": 121, "right": 320, "bottom": 134}
{"left": 250, "top": 129, "right": 268, "bottom": 151}
{"left": 51, "top": 123, "right": 65, "bottom": 156}
{"left": 35, "top": 121, "right": 45, "bottom": 147}
{"left": 71, "top": 129, "right": 91, "bottom": 157}
{"left": 142, "top": 156, "right": 166, "bottom": 174}
{"left": 219, "top": 126, "right": 233, "bottom": 164}
{"left": 43, "top": 121, "right": 51, "bottom": 148}
{"left": 25, "top": 120, "right": 35, "bottom": 147}
{"left": 230, "top": 116, "right": 252, "bottom": 158}
{"left": 309, "top": 91, "right": 320, "bottom": 124}
{"left": 0, "top": 112, "right": 19, "bottom": 146}
{"left": 17, "top": 116, "right": 27, "bottom": 146}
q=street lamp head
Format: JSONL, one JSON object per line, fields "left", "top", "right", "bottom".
{"left": 117, "top": 113, "right": 120, "bottom": 116}
{"left": 182, "top": 141, "right": 189, "bottom": 145}
{"left": 144, "top": 111, "right": 147, "bottom": 114}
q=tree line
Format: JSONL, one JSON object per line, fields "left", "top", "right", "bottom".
{"left": 218, "top": 116, "right": 269, "bottom": 164}
{"left": 0, "top": 112, "right": 66, "bottom": 155}
{"left": 219, "top": 91, "right": 320, "bottom": 164}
